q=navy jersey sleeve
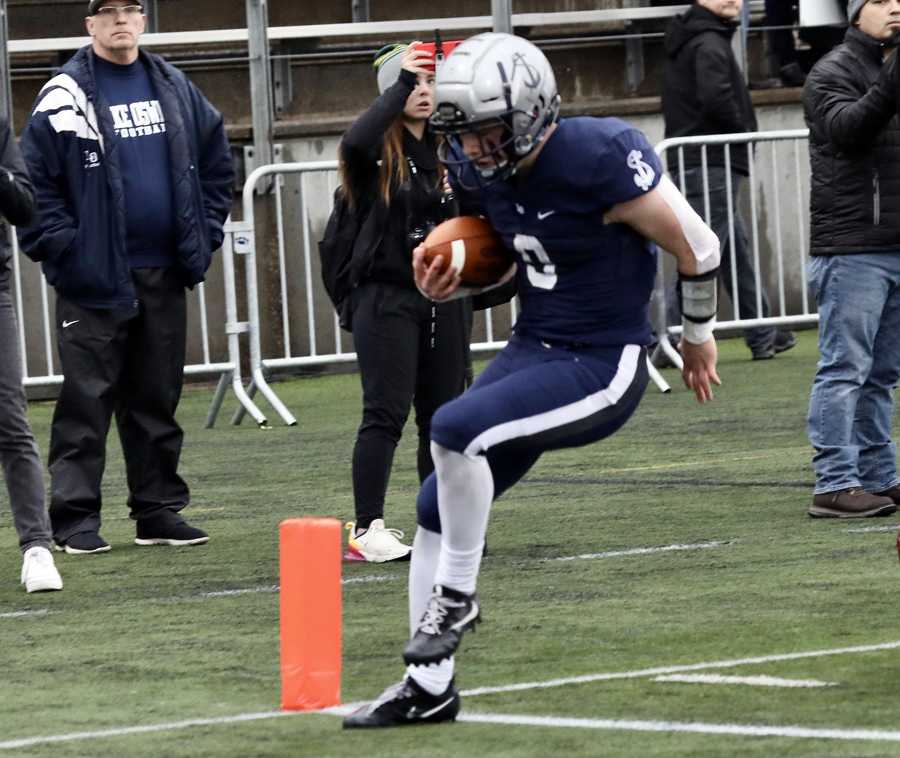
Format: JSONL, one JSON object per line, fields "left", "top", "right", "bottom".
{"left": 590, "top": 126, "right": 662, "bottom": 209}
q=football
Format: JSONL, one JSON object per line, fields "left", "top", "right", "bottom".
{"left": 422, "top": 216, "right": 514, "bottom": 287}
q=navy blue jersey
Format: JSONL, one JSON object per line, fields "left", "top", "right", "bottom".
{"left": 475, "top": 117, "right": 662, "bottom": 347}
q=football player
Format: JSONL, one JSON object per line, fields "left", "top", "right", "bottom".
{"left": 343, "top": 32, "right": 721, "bottom": 729}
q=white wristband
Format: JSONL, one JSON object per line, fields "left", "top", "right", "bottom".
{"left": 681, "top": 317, "right": 715, "bottom": 345}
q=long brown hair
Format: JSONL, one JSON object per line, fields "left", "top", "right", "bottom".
{"left": 340, "top": 117, "right": 444, "bottom": 211}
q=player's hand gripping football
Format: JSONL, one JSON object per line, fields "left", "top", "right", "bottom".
{"left": 679, "top": 337, "right": 721, "bottom": 404}
{"left": 413, "top": 243, "right": 461, "bottom": 301}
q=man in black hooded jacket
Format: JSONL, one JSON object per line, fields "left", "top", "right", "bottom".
{"left": 662, "top": 0, "right": 796, "bottom": 360}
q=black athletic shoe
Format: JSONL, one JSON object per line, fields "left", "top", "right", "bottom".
{"left": 342, "top": 677, "right": 460, "bottom": 729}
{"left": 403, "top": 585, "right": 480, "bottom": 666}
{"left": 54, "top": 531, "right": 111, "bottom": 555}
{"left": 135, "top": 512, "right": 209, "bottom": 546}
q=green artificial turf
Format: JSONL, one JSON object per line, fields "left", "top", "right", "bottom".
{"left": 1, "top": 331, "right": 899, "bottom": 757}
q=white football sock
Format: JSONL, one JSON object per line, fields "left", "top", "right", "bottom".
{"left": 407, "top": 658, "right": 455, "bottom": 695}
{"left": 407, "top": 525, "right": 455, "bottom": 695}
{"left": 432, "top": 442, "right": 492, "bottom": 595}
{"left": 408, "top": 526, "right": 441, "bottom": 637}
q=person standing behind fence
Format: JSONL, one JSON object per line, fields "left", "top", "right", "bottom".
{"left": 801, "top": 0, "right": 900, "bottom": 519}
{"left": 16, "top": 0, "right": 234, "bottom": 554}
{"left": 662, "top": 0, "right": 797, "bottom": 361}
{"left": 0, "top": 119, "right": 64, "bottom": 592}
{"left": 338, "top": 43, "right": 472, "bottom": 563}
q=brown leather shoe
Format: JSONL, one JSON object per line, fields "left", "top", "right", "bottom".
{"left": 808, "top": 488, "right": 897, "bottom": 519}
{"left": 875, "top": 484, "right": 900, "bottom": 505}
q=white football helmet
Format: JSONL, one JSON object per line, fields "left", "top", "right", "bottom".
{"left": 430, "top": 33, "right": 561, "bottom": 187}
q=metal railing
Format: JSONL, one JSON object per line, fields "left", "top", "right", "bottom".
{"left": 8, "top": 223, "right": 272, "bottom": 428}
{"left": 226, "top": 160, "right": 525, "bottom": 427}
{"left": 652, "top": 128, "right": 815, "bottom": 368}
{"left": 5, "top": 4, "right": 769, "bottom": 55}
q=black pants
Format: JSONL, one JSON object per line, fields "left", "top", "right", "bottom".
{"left": 49, "top": 268, "right": 189, "bottom": 541}
{"left": 351, "top": 281, "right": 469, "bottom": 527}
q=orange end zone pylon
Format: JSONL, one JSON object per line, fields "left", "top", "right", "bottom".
{"left": 279, "top": 517, "right": 342, "bottom": 710}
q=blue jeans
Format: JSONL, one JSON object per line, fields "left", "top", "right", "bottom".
{"left": 807, "top": 253, "right": 900, "bottom": 494}
{"left": 666, "top": 168, "right": 775, "bottom": 352}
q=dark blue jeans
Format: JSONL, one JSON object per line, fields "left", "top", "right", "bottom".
{"left": 666, "top": 167, "right": 775, "bottom": 352}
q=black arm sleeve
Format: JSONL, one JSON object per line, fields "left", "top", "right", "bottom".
{"left": 0, "top": 120, "right": 35, "bottom": 226}
{"left": 341, "top": 69, "right": 416, "bottom": 157}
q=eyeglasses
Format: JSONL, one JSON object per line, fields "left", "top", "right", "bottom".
{"left": 93, "top": 4, "right": 143, "bottom": 18}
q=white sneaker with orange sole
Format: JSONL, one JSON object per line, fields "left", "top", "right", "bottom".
{"left": 345, "top": 519, "right": 412, "bottom": 563}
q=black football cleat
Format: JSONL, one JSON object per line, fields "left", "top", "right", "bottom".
{"left": 403, "top": 584, "right": 480, "bottom": 666}
{"left": 342, "top": 677, "right": 460, "bottom": 729}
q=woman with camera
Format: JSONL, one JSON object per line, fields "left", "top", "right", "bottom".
{"left": 338, "top": 42, "right": 471, "bottom": 562}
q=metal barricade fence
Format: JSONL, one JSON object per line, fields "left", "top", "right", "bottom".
{"left": 14, "top": 130, "right": 813, "bottom": 432}
{"left": 652, "top": 128, "right": 815, "bottom": 367}
{"left": 8, "top": 222, "right": 268, "bottom": 429}
{"left": 226, "top": 160, "right": 524, "bottom": 427}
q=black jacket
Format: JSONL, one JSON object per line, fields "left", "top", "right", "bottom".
{"left": 340, "top": 68, "right": 448, "bottom": 291}
{"left": 662, "top": 4, "right": 757, "bottom": 176}
{"left": 17, "top": 47, "right": 234, "bottom": 308}
{"left": 0, "top": 120, "right": 35, "bottom": 287}
{"left": 803, "top": 27, "right": 900, "bottom": 255}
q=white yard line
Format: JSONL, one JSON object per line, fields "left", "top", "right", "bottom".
{"left": 552, "top": 541, "right": 729, "bottom": 562}
{"left": 844, "top": 524, "right": 900, "bottom": 534}
{"left": 198, "top": 575, "right": 393, "bottom": 598}
{"left": 200, "top": 585, "right": 279, "bottom": 598}
{"left": 4, "top": 639, "right": 899, "bottom": 750}
{"left": 457, "top": 712, "right": 900, "bottom": 742}
{"left": 0, "top": 609, "right": 51, "bottom": 619}
{"left": 0, "top": 711, "right": 303, "bottom": 751}
{"left": 459, "top": 639, "right": 900, "bottom": 697}
{"left": 653, "top": 674, "right": 835, "bottom": 688}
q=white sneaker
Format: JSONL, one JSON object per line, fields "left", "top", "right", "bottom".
{"left": 20, "top": 546, "right": 63, "bottom": 593}
{"left": 345, "top": 519, "right": 412, "bottom": 563}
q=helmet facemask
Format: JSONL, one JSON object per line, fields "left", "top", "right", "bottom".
{"left": 432, "top": 98, "right": 559, "bottom": 191}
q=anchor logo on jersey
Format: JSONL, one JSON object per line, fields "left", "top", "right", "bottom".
{"left": 627, "top": 149, "right": 655, "bottom": 192}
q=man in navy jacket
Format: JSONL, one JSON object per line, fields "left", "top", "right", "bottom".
{"left": 17, "top": 0, "right": 234, "bottom": 553}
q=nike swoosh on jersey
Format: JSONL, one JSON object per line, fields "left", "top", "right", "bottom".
{"left": 537, "top": 210, "right": 556, "bottom": 220}
{"left": 62, "top": 320, "right": 80, "bottom": 328}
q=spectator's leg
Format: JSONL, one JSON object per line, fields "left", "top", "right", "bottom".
{"left": 0, "top": 287, "right": 52, "bottom": 552}
{"left": 351, "top": 283, "right": 421, "bottom": 529}
{"left": 48, "top": 299, "right": 130, "bottom": 541}
{"left": 413, "top": 298, "right": 469, "bottom": 484}
{"left": 116, "top": 268, "right": 190, "bottom": 521}
{"left": 807, "top": 255, "right": 885, "bottom": 494}
{"left": 854, "top": 257, "right": 900, "bottom": 492}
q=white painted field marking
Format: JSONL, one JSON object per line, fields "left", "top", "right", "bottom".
{"left": 200, "top": 585, "right": 278, "bottom": 598}
{"left": 0, "top": 609, "right": 51, "bottom": 619}
{"left": 653, "top": 674, "right": 835, "bottom": 688}
{"left": 845, "top": 524, "right": 900, "bottom": 534}
{"left": 457, "top": 712, "right": 900, "bottom": 742}
{"left": 198, "top": 574, "right": 393, "bottom": 598}
{"left": 4, "top": 640, "right": 899, "bottom": 750}
{"left": 459, "top": 639, "right": 900, "bottom": 697}
{"left": 552, "top": 541, "right": 729, "bottom": 562}
{"left": 0, "top": 711, "right": 303, "bottom": 751}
